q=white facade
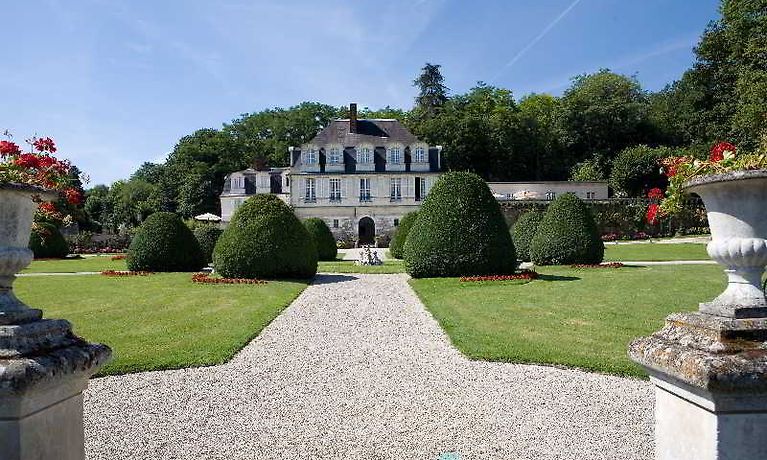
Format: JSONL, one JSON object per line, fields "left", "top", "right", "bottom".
{"left": 487, "top": 181, "right": 608, "bottom": 201}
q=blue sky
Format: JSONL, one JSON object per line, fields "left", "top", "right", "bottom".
{"left": 2, "top": 0, "right": 720, "bottom": 186}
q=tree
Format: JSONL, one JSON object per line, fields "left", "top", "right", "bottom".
{"left": 412, "top": 63, "right": 449, "bottom": 121}
{"left": 569, "top": 154, "right": 609, "bottom": 181}
{"left": 609, "top": 145, "right": 673, "bottom": 197}
{"left": 517, "top": 94, "right": 568, "bottom": 180}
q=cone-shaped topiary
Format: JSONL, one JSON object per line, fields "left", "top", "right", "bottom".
{"left": 213, "top": 194, "right": 318, "bottom": 279}
{"left": 403, "top": 172, "right": 516, "bottom": 278}
{"left": 127, "top": 212, "right": 205, "bottom": 272}
{"left": 530, "top": 193, "right": 604, "bottom": 265}
{"left": 29, "top": 222, "right": 69, "bottom": 259}
{"left": 304, "top": 218, "right": 337, "bottom": 261}
{"left": 511, "top": 211, "right": 545, "bottom": 262}
{"left": 389, "top": 211, "right": 418, "bottom": 259}
{"left": 193, "top": 224, "right": 223, "bottom": 264}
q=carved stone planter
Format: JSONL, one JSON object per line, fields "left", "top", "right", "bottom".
{"left": 0, "top": 183, "right": 111, "bottom": 460}
{"left": 630, "top": 170, "right": 767, "bottom": 460}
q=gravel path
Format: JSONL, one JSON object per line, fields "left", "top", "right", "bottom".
{"left": 84, "top": 274, "right": 653, "bottom": 460}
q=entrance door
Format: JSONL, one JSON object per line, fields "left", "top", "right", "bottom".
{"left": 358, "top": 217, "right": 375, "bottom": 245}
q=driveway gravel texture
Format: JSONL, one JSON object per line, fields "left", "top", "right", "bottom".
{"left": 85, "top": 274, "right": 653, "bottom": 460}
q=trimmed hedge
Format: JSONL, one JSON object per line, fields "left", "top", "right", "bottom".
{"left": 404, "top": 172, "right": 517, "bottom": 278}
{"left": 389, "top": 211, "right": 418, "bottom": 259}
{"left": 213, "top": 194, "right": 317, "bottom": 279}
{"left": 29, "top": 223, "right": 69, "bottom": 258}
{"left": 511, "top": 211, "right": 544, "bottom": 262}
{"left": 609, "top": 145, "right": 672, "bottom": 197}
{"left": 530, "top": 193, "right": 604, "bottom": 265}
{"left": 304, "top": 218, "right": 337, "bottom": 261}
{"left": 127, "top": 212, "right": 205, "bottom": 272}
{"left": 193, "top": 225, "right": 223, "bottom": 264}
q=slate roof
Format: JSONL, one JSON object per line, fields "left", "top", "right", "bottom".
{"left": 307, "top": 119, "right": 421, "bottom": 147}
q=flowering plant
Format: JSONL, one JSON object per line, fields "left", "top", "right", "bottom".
{"left": 656, "top": 141, "right": 767, "bottom": 218}
{"left": 0, "top": 133, "right": 83, "bottom": 220}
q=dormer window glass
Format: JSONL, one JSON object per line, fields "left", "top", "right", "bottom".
{"left": 231, "top": 176, "right": 244, "bottom": 189}
{"left": 388, "top": 146, "right": 402, "bottom": 164}
{"left": 305, "top": 148, "right": 318, "bottom": 164}
{"left": 414, "top": 146, "right": 426, "bottom": 163}
{"left": 357, "top": 146, "right": 372, "bottom": 164}
{"left": 328, "top": 147, "right": 342, "bottom": 164}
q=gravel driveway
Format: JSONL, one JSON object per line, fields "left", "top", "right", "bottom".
{"left": 84, "top": 274, "right": 653, "bottom": 460}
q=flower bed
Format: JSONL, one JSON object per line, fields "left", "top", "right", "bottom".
{"left": 191, "top": 273, "right": 268, "bottom": 285}
{"left": 110, "top": 255, "right": 127, "bottom": 261}
{"left": 570, "top": 262, "right": 624, "bottom": 269}
{"left": 460, "top": 270, "right": 539, "bottom": 282}
{"left": 101, "top": 270, "right": 151, "bottom": 276}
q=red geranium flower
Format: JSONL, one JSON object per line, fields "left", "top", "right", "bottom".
{"left": 646, "top": 203, "right": 660, "bottom": 225}
{"left": 37, "top": 155, "right": 57, "bottom": 168}
{"left": 0, "top": 140, "right": 21, "bottom": 156}
{"left": 32, "top": 137, "right": 57, "bottom": 153}
{"left": 64, "top": 188, "right": 83, "bottom": 205}
{"left": 38, "top": 202, "right": 57, "bottom": 214}
{"left": 709, "top": 142, "right": 736, "bottom": 162}
{"left": 647, "top": 188, "right": 664, "bottom": 200}
{"left": 14, "top": 153, "right": 40, "bottom": 169}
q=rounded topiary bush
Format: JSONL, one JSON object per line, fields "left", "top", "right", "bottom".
{"left": 193, "top": 224, "right": 223, "bottom": 264}
{"left": 403, "top": 172, "right": 516, "bottom": 278}
{"left": 530, "top": 193, "right": 604, "bottom": 265}
{"left": 389, "top": 211, "right": 419, "bottom": 259}
{"left": 512, "top": 211, "right": 544, "bottom": 262}
{"left": 127, "top": 212, "right": 205, "bottom": 272}
{"left": 29, "top": 223, "right": 69, "bottom": 258}
{"left": 304, "top": 218, "right": 337, "bottom": 261}
{"left": 213, "top": 194, "right": 317, "bottom": 279}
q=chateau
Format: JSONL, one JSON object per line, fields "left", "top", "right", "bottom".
{"left": 220, "top": 104, "right": 609, "bottom": 244}
{"left": 220, "top": 104, "right": 442, "bottom": 244}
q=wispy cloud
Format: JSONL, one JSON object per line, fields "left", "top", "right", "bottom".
{"left": 491, "top": 0, "right": 582, "bottom": 83}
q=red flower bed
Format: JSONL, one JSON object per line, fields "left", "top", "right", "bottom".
{"left": 460, "top": 270, "right": 539, "bottom": 282}
{"left": 570, "top": 262, "right": 624, "bottom": 269}
{"left": 101, "top": 270, "right": 151, "bottom": 276}
{"left": 110, "top": 255, "right": 127, "bottom": 261}
{"left": 191, "top": 273, "right": 268, "bottom": 285}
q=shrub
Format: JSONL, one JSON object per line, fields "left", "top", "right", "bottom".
{"left": 213, "top": 194, "right": 317, "bottom": 279}
{"left": 404, "top": 172, "right": 516, "bottom": 278}
{"left": 29, "top": 223, "right": 69, "bottom": 258}
{"left": 193, "top": 224, "right": 223, "bottom": 264}
{"left": 127, "top": 212, "right": 205, "bottom": 272}
{"left": 530, "top": 193, "right": 604, "bottom": 265}
{"left": 511, "top": 211, "right": 544, "bottom": 262}
{"left": 389, "top": 211, "right": 418, "bottom": 259}
{"left": 303, "top": 218, "right": 337, "bottom": 261}
{"left": 609, "top": 145, "right": 673, "bottom": 197}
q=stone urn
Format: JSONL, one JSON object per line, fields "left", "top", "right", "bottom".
{"left": 629, "top": 170, "right": 767, "bottom": 460}
{"left": 0, "top": 183, "right": 111, "bottom": 460}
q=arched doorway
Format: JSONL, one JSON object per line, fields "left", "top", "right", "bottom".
{"left": 358, "top": 217, "right": 375, "bottom": 245}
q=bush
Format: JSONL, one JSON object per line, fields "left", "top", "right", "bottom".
{"left": 389, "top": 211, "right": 418, "bottom": 259}
{"left": 127, "top": 212, "right": 205, "bottom": 272}
{"left": 404, "top": 172, "right": 516, "bottom": 278}
{"left": 193, "top": 225, "right": 223, "bottom": 264}
{"left": 303, "top": 218, "right": 337, "bottom": 261}
{"left": 609, "top": 145, "right": 673, "bottom": 197}
{"left": 213, "top": 195, "right": 317, "bottom": 279}
{"left": 29, "top": 223, "right": 69, "bottom": 258}
{"left": 530, "top": 193, "right": 604, "bottom": 265}
{"left": 511, "top": 211, "right": 544, "bottom": 262}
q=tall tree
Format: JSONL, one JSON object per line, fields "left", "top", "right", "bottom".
{"left": 412, "top": 63, "right": 449, "bottom": 122}
{"left": 517, "top": 94, "right": 568, "bottom": 180}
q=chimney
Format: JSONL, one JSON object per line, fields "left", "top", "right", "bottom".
{"left": 349, "top": 103, "right": 358, "bottom": 134}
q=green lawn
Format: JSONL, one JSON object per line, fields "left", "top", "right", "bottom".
{"left": 603, "top": 243, "right": 709, "bottom": 261}
{"left": 23, "top": 255, "right": 127, "bottom": 273}
{"left": 14, "top": 273, "right": 307, "bottom": 376}
{"left": 409, "top": 264, "right": 725, "bottom": 377}
{"left": 318, "top": 259, "right": 405, "bottom": 273}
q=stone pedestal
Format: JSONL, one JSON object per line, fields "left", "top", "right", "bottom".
{"left": 630, "top": 312, "right": 767, "bottom": 460}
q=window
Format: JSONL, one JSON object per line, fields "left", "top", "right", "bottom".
{"left": 546, "top": 191, "right": 556, "bottom": 200}
{"left": 234, "top": 198, "right": 244, "bottom": 209}
{"left": 359, "top": 178, "right": 371, "bottom": 202}
{"left": 394, "top": 218, "right": 400, "bottom": 227}
{"left": 357, "top": 146, "right": 372, "bottom": 164}
{"left": 329, "top": 178, "right": 341, "bottom": 202}
{"left": 305, "top": 149, "right": 318, "bottom": 164}
{"left": 390, "top": 178, "right": 402, "bottom": 201}
{"left": 414, "top": 146, "right": 426, "bottom": 163}
{"left": 231, "top": 177, "right": 243, "bottom": 189}
{"left": 333, "top": 219, "right": 339, "bottom": 228}
{"left": 388, "top": 146, "right": 402, "bottom": 164}
{"left": 415, "top": 177, "right": 427, "bottom": 201}
{"left": 586, "top": 191, "right": 595, "bottom": 199}
{"left": 305, "top": 178, "right": 316, "bottom": 202}
{"left": 328, "top": 147, "right": 341, "bottom": 164}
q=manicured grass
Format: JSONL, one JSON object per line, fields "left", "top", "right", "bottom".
{"left": 14, "top": 273, "right": 308, "bottom": 375}
{"left": 603, "top": 243, "right": 709, "bottom": 261}
{"left": 409, "top": 264, "right": 725, "bottom": 377}
{"left": 318, "top": 259, "right": 405, "bottom": 273}
{"left": 23, "top": 255, "right": 127, "bottom": 273}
